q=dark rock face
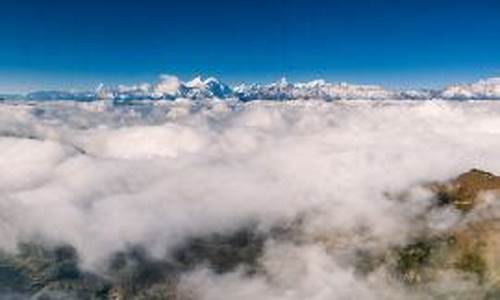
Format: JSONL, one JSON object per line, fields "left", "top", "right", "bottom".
{"left": 0, "top": 244, "right": 111, "bottom": 299}
{"left": 172, "top": 227, "right": 265, "bottom": 274}
{"left": 0, "top": 227, "right": 267, "bottom": 299}
{"left": 432, "top": 169, "right": 500, "bottom": 211}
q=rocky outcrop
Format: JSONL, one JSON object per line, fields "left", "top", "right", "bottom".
{"left": 431, "top": 169, "right": 500, "bottom": 211}
{"left": 388, "top": 169, "right": 500, "bottom": 295}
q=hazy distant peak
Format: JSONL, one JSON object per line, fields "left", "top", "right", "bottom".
{"left": 20, "top": 75, "right": 500, "bottom": 101}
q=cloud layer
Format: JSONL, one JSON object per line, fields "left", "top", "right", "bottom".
{"left": 2, "top": 100, "right": 500, "bottom": 298}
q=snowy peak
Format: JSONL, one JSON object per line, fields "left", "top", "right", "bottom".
{"left": 185, "top": 76, "right": 205, "bottom": 89}
{"left": 18, "top": 75, "right": 500, "bottom": 101}
{"left": 234, "top": 79, "right": 395, "bottom": 101}
{"left": 196, "top": 76, "right": 232, "bottom": 98}
{"left": 96, "top": 75, "right": 233, "bottom": 101}
{"left": 441, "top": 77, "right": 500, "bottom": 99}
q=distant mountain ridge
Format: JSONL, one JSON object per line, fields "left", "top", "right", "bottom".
{"left": 16, "top": 76, "right": 500, "bottom": 101}
{"left": 441, "top": 77, "right": 500, "bottom": 100}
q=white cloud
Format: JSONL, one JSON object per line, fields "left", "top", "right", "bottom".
{"left": 1, "top": 100, "right": 500, "bottom": 298}
{"left": 152, "top": 75, "right": 182, "bottom": 97}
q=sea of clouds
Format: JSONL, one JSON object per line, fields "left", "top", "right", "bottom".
{"left": 2, "top": 99, "right": 500, "bottom": 299}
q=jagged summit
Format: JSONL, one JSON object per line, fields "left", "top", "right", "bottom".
{"left": 185, "top": 76, "right": 205, "bottom": 89}
{"left": 19, "top": 75, "right": 500, "bottom": 101}
{"left": 441, "top": 77, "right": 500, "bottom": 100}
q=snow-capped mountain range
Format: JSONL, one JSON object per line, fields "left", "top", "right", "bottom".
{"left": 233, "top": 78, "right": 395, "bottom": 101}
{"left": 95, "top": 75, "right": 233, "bottom": 101}
{"left": 440, "top": 78, "right": 500, "bottom": 100}
{"left": 14, "top": 75, "right": 500, "bottom": 101}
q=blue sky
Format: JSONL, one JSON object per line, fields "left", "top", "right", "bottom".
{"left": 1, "top": 0, "right": 500, "bottom": 92}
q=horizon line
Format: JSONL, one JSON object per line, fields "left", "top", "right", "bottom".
{"left": 1, "top": 73, "right": 500, "bottom": 95}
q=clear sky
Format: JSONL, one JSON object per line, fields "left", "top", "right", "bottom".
{"left": 1, "top": 0, "right": 500, "bottom": 92}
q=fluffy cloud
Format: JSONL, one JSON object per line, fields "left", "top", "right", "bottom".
{"left": 152, "top": 75, "right": 182, "bottom": 97}
{"left": 2, "top": 100, "right": 500, "bottom": 298}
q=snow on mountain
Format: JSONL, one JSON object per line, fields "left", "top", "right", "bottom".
{"left": 441, "top": 77, "right": 500, "bottom": 100}
{"left": 98, "top": 75, "right": 233, "bottom": 101}
{"left": 203, "top": 77, "right": 233, "bottom": 98}
{"left": 185, "top": 76, "right": 206, "bottom": 89}
{"left": 19, "top": 75, "right": 500, "bottom": 102}
{"left": 234, "top": 78, "right": 396, "bottom": 101}
{"left": 25, "top": 75, "right": 399, "bottom": 101}
{"left": 398, "top": 89, "right": 438, "bottom": 100}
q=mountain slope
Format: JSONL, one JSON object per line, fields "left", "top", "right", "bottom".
{"left": 18, "top": 76, "right": 500, "bottom": 101}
